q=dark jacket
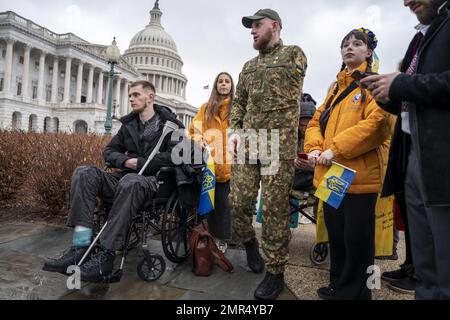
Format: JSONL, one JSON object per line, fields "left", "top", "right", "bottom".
{"left": 381, "top": 3, "right": 450, "bottom": 206}
{"left": 103, "top": 104, "right": 184, "bottom": 176}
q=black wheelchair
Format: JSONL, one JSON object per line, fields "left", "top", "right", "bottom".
{"left": 90, "top": 166, "right": 200, "bottom": 283}
{"left": 289, "top": 189, "right": 329, "bottom": 266}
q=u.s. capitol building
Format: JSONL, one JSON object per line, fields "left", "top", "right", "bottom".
{"left": 0, "top": 1, "right": 197, "bottom": 134}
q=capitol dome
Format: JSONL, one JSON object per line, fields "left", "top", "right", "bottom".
{"left": 129, "top": 27, "right": 178, "bottom": 53}
{"left": 123, "top": 0, "right": 187, "bottom": 101}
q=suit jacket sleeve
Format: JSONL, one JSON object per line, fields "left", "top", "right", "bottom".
{"left": 389, "top": 71, "right": 450, "bottom": 107}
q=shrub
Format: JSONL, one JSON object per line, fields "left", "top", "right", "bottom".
{"left": 0, "top": 130, "right": 32, "bottom": 201}
{"left": 27, "top": 133, "right": 111, "bottom": 216}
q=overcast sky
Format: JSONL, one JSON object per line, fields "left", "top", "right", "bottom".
{"left": 1, "top": 0, "right": 419, "bottom": 109}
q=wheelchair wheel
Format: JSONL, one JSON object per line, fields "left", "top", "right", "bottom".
{"left": 310, "top": 242, "right": 329, "bottom": 265}
{"left": 161, "top": 196, "right": 197, "bottom": 263}
{"left": 137, "top": 254, "right": 166, "bottom": 282}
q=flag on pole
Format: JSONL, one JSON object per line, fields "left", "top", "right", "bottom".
{"left": 372, "top": 51, "right": 380, "bottom": 73}
{"left": 314, "top": 162, "right": 356, "bottom": 209}
{"left": 197, "top": 148, "right": 216, "bottom": 216}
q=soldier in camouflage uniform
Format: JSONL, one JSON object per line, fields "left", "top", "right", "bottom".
{"left": 228, "top": 8, "right": 307, "bottom": 300}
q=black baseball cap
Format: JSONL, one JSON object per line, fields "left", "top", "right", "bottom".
{"left": 242, "top": 8, "right": 282, "bottom": 29}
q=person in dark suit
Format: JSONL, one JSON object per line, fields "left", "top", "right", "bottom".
{"left": 362, "top": 0, "right": 450, "bottom": 300}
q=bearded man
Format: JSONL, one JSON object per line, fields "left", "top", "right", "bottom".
{"left": 228, "top": 8, "right": 307, "bottom": 300}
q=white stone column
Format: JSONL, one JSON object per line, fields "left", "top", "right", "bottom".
{"left": 52, "top": 118, "right": 59, "bottom": 133}
{"left": 152, "top": 74, "right": 156, "bottom": 87}
{"left": 63, "top": 57, "right": 72, "bottom": 104}
{"left": 106, "top": 77, "right": 111, "bottom": 107}
{"left": 75, "top": 61, "right": 84, "bottom": 103}
{"left": 87, "top": 65, "right": 94, "bottom": 104}
{"left": 51, "top": 57, "right": 59, "bottom": 103}
{"left": 4, "top": 39, "right": 15, "bottom": 93}
{"left": 22, "top": 44, "right": 31, "bottom": 99}
{"left": 164, "top": 76, "right": 168, "bottom": 93}
{"left": 121, "top": 81, "right": 128, "bottom": 116}
{"left": 115, "top": 77, "right": 121, "bottom": 116}
{"left": 97, "top": 71, "right": 104, "bottom": 104}
{"left": 37, "top": 51, "right": 46, "bottom": 103}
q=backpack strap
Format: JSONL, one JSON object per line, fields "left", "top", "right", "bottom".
{"left": 319, "top": 81, "right": 359, "bottom": 135}
{"left": 331, "top": 81, "right": 359, "bottom": 109}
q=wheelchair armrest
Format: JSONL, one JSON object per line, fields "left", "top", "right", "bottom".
{"left": 158, "top": 167, "right": 175, "bottom": 174}
{"left": 155, "top": 167, "right": 175, "bottom": 181}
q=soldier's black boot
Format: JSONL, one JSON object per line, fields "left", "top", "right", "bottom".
{"left": 317, "top": 286, "right": 336, "bottom": 300}
{"left": 80, "top": 249, "right": 115, "bottom": 283}
{"left": 42, "top": 246, "right": 89, "bottom": 274}
{"left": 244, "top": 238, "right": 264, "bottom": 273}
{"left": 254, "top": 272, "right": 284, "bottom": 300}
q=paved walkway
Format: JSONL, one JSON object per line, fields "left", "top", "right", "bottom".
{"left": 0, "top": 222, "right": 295, "bottom": 300}
{"left": 0, "top": 221, "right": 411, "bottom": 300}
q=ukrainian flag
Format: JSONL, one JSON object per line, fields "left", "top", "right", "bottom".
{"left": 314, "top": 162, "right": 356, "bottom": 209}
{"left": 197, "top": 148, "right": 216, "bottom": 216}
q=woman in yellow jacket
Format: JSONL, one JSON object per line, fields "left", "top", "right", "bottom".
{"left": 189, "top": 72, "right": 234, "bottom": 253}
{"left": 304, "top": 28, "right": 394, "bottom": 300}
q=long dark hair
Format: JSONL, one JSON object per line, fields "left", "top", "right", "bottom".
{"left": 325, "top": 30, "right": 375, "bottom": 109}
{"left": 205, "top": 72, "right": 235, "bottom": 125}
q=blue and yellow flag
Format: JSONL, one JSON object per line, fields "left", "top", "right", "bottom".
{"left": 314, "top": 162, "right": 356, "bottom": 209}
{"left": 197, "top": 149, "right": 216, "bottom": 216}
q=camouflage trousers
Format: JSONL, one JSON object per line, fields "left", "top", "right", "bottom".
{"left": 231, "top": 160, "right": 295, "bottom": 274}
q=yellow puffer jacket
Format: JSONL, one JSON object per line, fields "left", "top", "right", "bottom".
{"left": 188, "top": 98, "right": 231, "bottom": 183}
{"left": 304, "top": 63, "right": 395, "bottom": 194}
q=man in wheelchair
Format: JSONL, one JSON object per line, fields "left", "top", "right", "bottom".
{"left": 43, "top": 80, "right": 195, "bottom": 282}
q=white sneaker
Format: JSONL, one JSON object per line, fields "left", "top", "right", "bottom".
{"left": 215, "top": 240, "right": 228, "bottom": 254}
{"left": 299, "top": 214, "right": 312, "bottom": 225}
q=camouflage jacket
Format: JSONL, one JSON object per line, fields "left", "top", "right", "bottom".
{"left": 230, "top": 40, "right": 307, "bottom": 161}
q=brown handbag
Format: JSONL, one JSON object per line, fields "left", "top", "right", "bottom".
{"left": 190, "top": 220, "right": 234, "bottom": 276}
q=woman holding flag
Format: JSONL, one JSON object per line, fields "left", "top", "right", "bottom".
{"left": 189, "top": 72, "right": 235, "bottom": 253}
{"left": 304, "top": 28, "right": 395, "bottom": 300}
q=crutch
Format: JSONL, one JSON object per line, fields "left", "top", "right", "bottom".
{"left": 77, "top": 120, "right": 179, "bottom": 267}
